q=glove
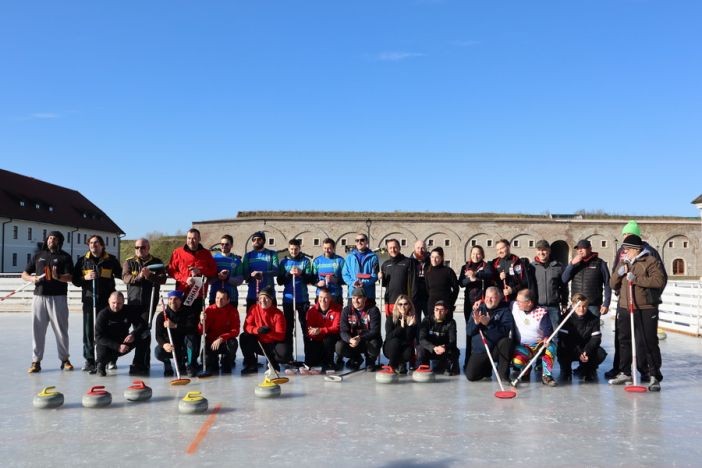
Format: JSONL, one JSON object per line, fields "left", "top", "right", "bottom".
{"left": 617, "top": 265, "right": 627, "bottom": 277}
{"left": 626, "top": 272, "right": 636, "bottom": 282}
{"left": 257, "top": 326, "right": 271, "bottom": 335}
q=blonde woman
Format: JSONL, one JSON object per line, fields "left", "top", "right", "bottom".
{"left": 382, "top": 294, "right": 417, "bottom": 373}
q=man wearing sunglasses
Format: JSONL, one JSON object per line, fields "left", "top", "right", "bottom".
{"left": 242, "top": 231, "right": 279, "bottom": 312}
{"left": 341, "top": 233, "right": 379, "bottom": 307}
{"left": 208, "top": 234, "right": 243, "bottom": 307}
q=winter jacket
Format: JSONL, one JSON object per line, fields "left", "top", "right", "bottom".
{"left": 95, "top": 304, "right": 147, "bottom": 351}
{"left": 122, "top": 255, "right": 167, "bottom": 312}
{"left": 381, "top": 254, "right": 417, "bottom": 305}
{"left": 410, "top": 253, "right": 431, "bottom": 300}
{"left": 557, "top": 311, "right": 601, "bottom": 357}
{"left": 340, "top": 305, "right": 381, "bottom": 343}
{"left": 243, "top": 304, "right": 286, "bottom": 343}
{"left": 610, "top": 250, "right": 666, "bottom": 310}
{"left": 425, "top": 265, "right": 459, "bottom": 311}
{"left": 277, "top": 254, "right": 314, "bottom": 303}
{"left": 466, "top": 303, "right": 513, "bottom": 354}
{"left": 531, "top": 257, "right": 568, "bottom": 307}
{"left": 198, "top": 303, "right": 240, "bottom": 345}
{"left": 491, "top": 254, "right": 534, "bottom": 300}
{"left": 342, "top": 249, "right": 379, "bottom": 299}
{"left": 167, "top": 244, "right": 218, "bottom": 297}
{"left": 305, "top": 302, "right": 342, "bottom": 341}
{"left": 154, "top": 305, "right": 199, "bottom": 348}
{"left": 312, "top": 254, "right": 345, "bottom": 300}
{"left": 418, "top": 315, "right": 457, "bottom": 352}
{"left": 561, "top": 253, "right": 611, "bottom": 307}
{"left": 457, "top": 260, "right": 494, "bottom": 312}
{"left": 242, "top": 248, "right": 280, "bottom": 301}
{"left": 73, "top": 251, "right": 123, "bottom": 305}
{"left": 384, "top": 316, "right": 418, "bottom": 347}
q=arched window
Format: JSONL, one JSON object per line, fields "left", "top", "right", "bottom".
{"left": 672, "top": 258, "right": 685, "bottom": 276}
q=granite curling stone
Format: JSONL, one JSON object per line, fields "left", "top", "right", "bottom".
{"left": 412, "top": 364, "right": 436, "bottom": 383}
{"left": 375, "top": 365, "right": 399, "bottom": 384}
{"left": 123, "top": 380, "right": 152, "bottom": 402}
{"left": 255, "top": 378, "right": 281, "bottom": 398}
{"left": 82, "top": 386, "right": 112, "bottom": 408}
{"left": 179, "top": 391, "right": 208, "bottom": 414}
{"left": 33, "top": 386, "right": 64, "bottom": 409}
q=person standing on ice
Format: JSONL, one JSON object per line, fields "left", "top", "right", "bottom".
{"left": 208, "top": 234, "right": 243, "bottom": 307}
{"left": 73, "top": 234, "right": 122, "bottom": 373}
{"left": 242, "top": 231, "right": 279, "bottom": 312}
{"left": 608, "top": 235, "right": 666, "bottom": 392}
{"left": 23, "top": 231, "right": 74, "bottom": 373}
{"left": 379, "top": 238, "right": 416, "bottom": 316}
{"left": 561, "top": 239, "right": 611, "bottom": 318}
{"left": 341, "top": 233, "right": 379, "bottom": 306}
{"left": 491, "top": 239, "right": 533, "bottom": 303}
{"left": 312, "top": 237, "right": 345, "bottom": 305}
{"left": 167, "top": 228, "right": 218, "bottom": 317}
{"left": 410, "top": 240, "right": 431, "bottom": 319}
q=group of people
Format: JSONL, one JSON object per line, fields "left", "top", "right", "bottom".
{"left": 24, "top": 221, "right": 668, "bottom": 391}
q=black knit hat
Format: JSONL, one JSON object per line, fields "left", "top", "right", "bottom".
{"left": 252, "top": 231, "right": 266, "bottom": 241}
{"left": 621, "top": 234, "right": 643, "bottom": 250}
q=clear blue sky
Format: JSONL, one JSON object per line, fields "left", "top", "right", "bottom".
{"left": 2, "top": 1, "right": 700, "bottom": 238}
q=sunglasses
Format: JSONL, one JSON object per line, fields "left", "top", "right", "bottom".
{"left": 135, "top": 246, "right": 146, "bottom": 250}
{"left": 220, "top": 243, "right": 231, "bottom": 246}
{"left": 355, "top": 238, "right": 367, "bottom": 243}
{"left": 397, "top": 302, "right": 410, "bottom": 306}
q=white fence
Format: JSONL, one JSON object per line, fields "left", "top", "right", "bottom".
{"left": 658, "top": 280, "right": 702, "bottom": 336}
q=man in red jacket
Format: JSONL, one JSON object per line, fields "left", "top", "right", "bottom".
{"left": 199, "top": 289, "right": 241, "bottom": 374}
{"left": 167, "top": 228, "right": 218, "bottom": 317}
{"left": 305, "top": 287, "right": 342, "bottom": 371}
{"left": 240, "top": 286, "right": 287, "bottom": 375}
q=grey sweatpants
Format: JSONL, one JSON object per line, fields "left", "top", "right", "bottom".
{"left": 32, "top": 295, "right": 70, "bottom": 362}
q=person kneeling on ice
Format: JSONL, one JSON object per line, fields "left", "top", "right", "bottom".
{"left": 382, "top": 294, "right": 418, "bottom": 374}
{"left": 337, "top": 287, "right": 382, "bottom": 372}
{"left": 556, "top": 293, "right": 607, "bottom": 383}
{"left": 94, "top": 292, "right": 149, "bottom": 377}
{"left": 418, "top": 301, "right": 460, "bottom": 375}
{"left": 199, "top": 289, "right": 240, "bottom": 374}
{"left": 154, "top": 290, "right": 200, "bottom": 377}
{"left": 510, "top": 289, "right": 557, "bottom": 386}
{"left": 305, "top": 287, "right": 342, "bottom": 372}
{"left": 239, "top": 287, "right": 287, "bottom": 375}
{"left": 465, "top": 287, "right": 513, "bottom": 381}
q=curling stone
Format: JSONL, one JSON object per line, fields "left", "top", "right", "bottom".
{"left": 33, "top": 386, "right": 64, "bottom": 409}
{"left": 255, "top": 378, "right": 281, "bottom": 398}
{"left": 82, "top": 386, "right": 112, "bottom": 408}
{"left": 179, "top": 391, "right": 208, "bottom": 414}
{"left": 412, "top": 364, "right": 436, "bottom": 383}
{"left": 375, "top": 365, "right": 399, "bottom": 384}
{"left": 657, "top": 329, "right": 667, "bottom": 340}
{"left": 123, "top": 380, "right": 152, "bottom": 402}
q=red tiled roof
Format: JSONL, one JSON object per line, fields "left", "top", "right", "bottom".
{"left": 0, "top": 168, "right": 124, "bottom": 234}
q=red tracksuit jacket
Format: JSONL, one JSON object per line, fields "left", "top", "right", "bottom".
{"left": 305, "top": 302, "right": 342, "bottom": 341}
{"left": 198, "top": 303, "right": 241, "bottom": 345}
{"left": 244, "top": 304, "right": 286, "bottom": 343}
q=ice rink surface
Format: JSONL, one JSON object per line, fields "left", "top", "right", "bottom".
{"left": 2, "top": 311, "right": 702, "bottom": 467}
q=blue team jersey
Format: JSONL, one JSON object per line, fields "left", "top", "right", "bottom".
{"left": 312, "top": 254, "right": 345, "bottom": 299}
{"left": 279, "top": 256, "right": 312, "bottom": 303}
{"left": 209, "top": 252, "right": 242, "bottom": 304}
{"left": 242, "top": 248, "right": 279, "bottom": 300}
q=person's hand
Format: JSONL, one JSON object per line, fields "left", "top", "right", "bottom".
{"left": 141, "top": 267, "right": 152, "bottom": 279}
{"left": 164, "top": 319, "right": 176, "bottom": 329}
{"left": 218, "top": 270, "right": 229, "bottom": 280}
{"left": 190, "top": 266, "right": 201, "bottom": 276}
{"left": 164, "top": 343, "right": 173, "bottom": 353}
{"left": 211, "top": 337, "right": 223, "bottom": 351}
{"left": 84, "top": 270, "right": 96, "bottom": 281}
{"left": 600, "top": 306, "right": 609, "bottom": 316}
{"left": 200, "top": 312, "right": 206, "bottom": 322}
{"left": 291, "top": 267, "right": 300, "bottom": 277}
{"left": 472, "top": 301, "right": 481, "bottom": 312}
{"left": 349, "top": 336, "right": 360, "bottom": 348}
{"left": 327, "top": 275, "right": 337, "bottom": 284}
{"left": 503, "top": 286, "right": 512, "bottom": 297}
{"left": 472, "top": 309, "right": 482, "bottom": 325}
{"left": 257, "top": 326, "right": 270, "bottom": 335}
{"left": 123, "top": 334, "right": 135, "bottom": 344}
{"left": 434, "top": 345, "right": 445, "bottom": 355}
{"left": 186, "top": 277, "right": 196, "bottom": 286}
{"left": 316, "top": 280, "right": 326, "bottom": 287}
{"left": 571, "top": 254, "right": 582, "bottom": 265}
{"left": 308, "top": 327, "right": 320, "bottom": 336}
{"left": 406, "top": 315, "right": 416, "bottom": 327}
{"left": 252, "top": 271, "right": 263, "bottom": 280}
{"left": 353, "top": 279, "right": 362, "bottom": 288}
{"left": 499, "top": 271, "right": 507, "bottom": 281}
{"left": 579, "top": 352, "right": 589, "bottom": 363}
{"left": 378, "top": 271, "right": 383, "bottom": 280}
{"left": 119, "top": 344, "right": 130, "bottom": 354}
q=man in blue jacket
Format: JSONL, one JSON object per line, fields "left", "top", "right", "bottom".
{"left": 341, "top": 233, "right": 379, "bottom": 306}
{"left": 465, "top": 287, "right": 513, "bottom": 381}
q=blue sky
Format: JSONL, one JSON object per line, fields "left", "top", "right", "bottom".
{"left": 2, "top": 1, "right": 700, "bottom": 238}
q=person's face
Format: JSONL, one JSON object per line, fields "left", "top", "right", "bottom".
{"left": 89, "top": 237, "right": 103, "bottom": 256}
{"left": 470, "top": 247, "right": 483, "bottom": 263}
{"left": 414, "top": 241, "right": 426, "bottom": 258}
{"left": 536, "top": 248, "right": 550, "bottom": 263}
{"left": 46, "top": 236, "right": 59, "bottom": 251}
{"left": 220, "top": 238, "right": 232, "bottom": 254}
{"left": 318, "top": 291, "right": 331, "bottom": 311}
{"left": 288, "top": 244, "right": 300, "bottom": 257}
{"left": 186, "top": 232, "right": 200, "bottom": 250}
{"left": 575, "top": 301, "right": 588, "bottom": 317}
{"left": 322, "top": 242, "right": 335, "bottom": 257}
{"left": 396, "top": 298, "right": 411, "bottom": 315}
{"left": 134, "top": 240, "right": 150, "bottom": 259}
{"left": 215, "top": 291, "right": 228, "bottom": 308}
{"left": 577, "top": 246, "right": 591, "bottom": 258}
{"left": 108, "top": 294, "right": 124, "bottom": 312}
{"left": 484, "top": 290, "right": 499, "bottom": 309}
{"left": 496, "top": 241, "right": 509, "bottom": 259}
{"left": 258, "top": 294, "right": 273, "bottom": 309}
{"left": 169, "top": 296, "right": 182, "bottom": 311}
{"left": 430, "top": 252, "right": 443, "bottom": 267}
{"left": 355, "top": 236, "right": 368, "bottom": 251}
{"left": 351, "top": 295, "right": 366, "bottom": 310}
{"left": 516, "top": 295, "right": 533, "bottom": 312}
{"left": 251, "top": 236, "right": 265, "bottom": 251}
{"left": 434, "top": 305, "right": 447, "bottom": 320}
{"left": 623, "top": 247, "right": 640, "bottom": 261}
{"left": 388, "top": 241, "right": 400, "bottom": 257}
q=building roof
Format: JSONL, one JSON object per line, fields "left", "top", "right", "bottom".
{"left": 692, "top": 194, "right": 702, "bottom": 205}
{"left": 0, "top": 169, "right": 124, "bottom": 234}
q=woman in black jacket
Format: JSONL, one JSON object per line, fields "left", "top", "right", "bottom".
{"left": 382, "top": 294, "right": 418, "bottom": 373}
{"left": 425, "top": 247, "right": 459, "bottom": 319}
{"left": 458, "top": 245, "right": 494, "bottom": 324}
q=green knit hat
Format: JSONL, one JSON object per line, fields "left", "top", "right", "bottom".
{"left": 622, "top": 220, "right": 641, "bottom": 236}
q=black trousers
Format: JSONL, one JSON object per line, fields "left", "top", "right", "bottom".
{"left": 418, "top": 344, "right": 460, "bottom": 371}
{"left": 465, "top": 337, "right": 513, "bottom": 381}
{"left": 383, "top": 337, "right": 414, "bottom": 369}
{"left": 239, "top": 332, "right": 287, "bottom": 368}
{"left": 96, "top": 335, "right": 148, "bottom": 366}
{"left": 154, "top": 334, "right": 200, "bottom": 371}
{"left": 557, "top": 346, "right": 607, "bottom": 374}
{"left": 203, "top": 338, "right": 238, "bottom": 372}
{"left": 335, "top": 338, "right": 382, "bottom": 362}
{"left": 283, "top": 301, "right": 309, "bottom": 362}
{"left": 616, "top": 307, "right": 663, "bottom": 380}
{"left": 82, "top": 299, "right": 108, "bottom": 362}
{"left": 305, "top": 334, "right": 339, "bottom": 368}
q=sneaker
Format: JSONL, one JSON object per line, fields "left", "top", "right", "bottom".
{"left": 96, "top": 363, "right": 107, "bottom": 377}
{"left": 107, "top": 361, "right": 117, "bottom": 370}
{"left": 82, "top": 360, "right": 96, "bottom": 372}
{"left": 604, "top": 368, "right": 619, "bottom": 380}
{"left": 60, "top": 359, "right": 74, "bottom": 371}
{"left": 542, "top": 375, "right": 557, "bottom": 387}
{"left": 129, "top": 365, "right": 149, "bottom": 377}
{"left": 608, "top": 372, "right": 633, "bottom": 385}
{"left": 648, "top": 376, "right": 661, "bottom": 392}
{"left": 27, "top": 361, "right": 41, "bottom": 373}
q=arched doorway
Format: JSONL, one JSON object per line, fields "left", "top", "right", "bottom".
{"left": 551, "top": 240, "right": 569, "bottom": 266}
